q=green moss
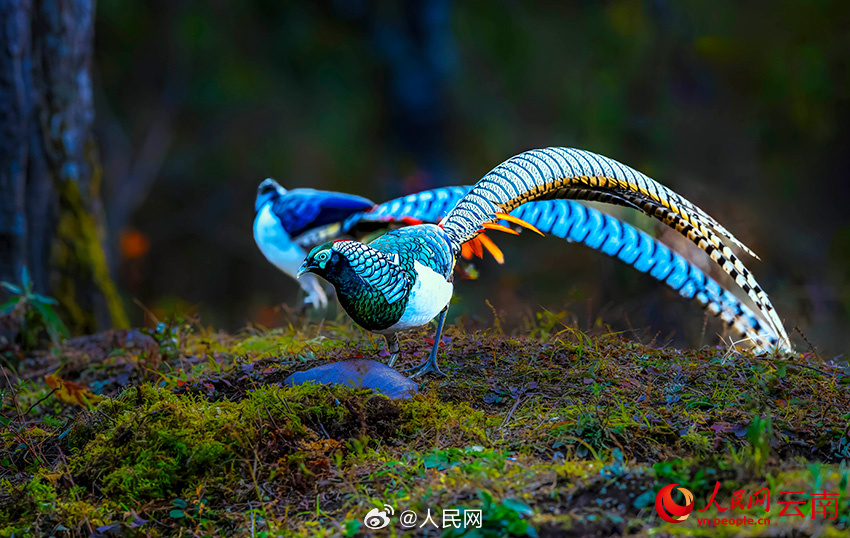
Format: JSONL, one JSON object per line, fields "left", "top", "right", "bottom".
{"left": 54, "top": 157, "right": 129, "bottom": 332}
{"left": 682, "top": 425, "right": 712, "bottom": 455}
{"left": 2, "top": 320, "right": 848, "bottom": 535}
{"left": 230, "top": 332, "right": 337, "bottom": 356}
{"left": 69, "top": 386, "right": 247, "bottom": 501}
{"left": 26, "top": 475, "right": 57, "bottom": 514}
{"left": 55, "top": 497, "right": 119, "bottom": 532}
{"left": 397, "top": 391, "right": 494, "bottom": 442}
{"left": 60, "top": 381, "right": 491, "bottom": 511}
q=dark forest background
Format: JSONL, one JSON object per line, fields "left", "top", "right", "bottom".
{"left": 9, "top": 0, "right": 850, "bottom": 356}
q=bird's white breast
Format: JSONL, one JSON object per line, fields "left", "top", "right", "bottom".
{"left": 381, "top": 261, "right": 452, "bottom": 333}
{"left": 253, "top": 205, "right": 304, "bottom": 277}
{"left": 254, "top": 204, "right": 329, "bottom": 308}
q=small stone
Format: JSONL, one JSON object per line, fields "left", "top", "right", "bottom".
{"left": 284, "top": 359, "right": 418, "bottom": 400}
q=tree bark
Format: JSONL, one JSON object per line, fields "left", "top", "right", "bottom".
{"left": 0, "top": 0, "right": 127, "bottom": 333}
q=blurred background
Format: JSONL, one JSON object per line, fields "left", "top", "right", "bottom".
{"left": 90, "top": 0, "right": 848, "bottom": 355}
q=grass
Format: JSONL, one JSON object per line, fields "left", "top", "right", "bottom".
{"left": 1, "top": 314, "right": 849, "bottom": 536}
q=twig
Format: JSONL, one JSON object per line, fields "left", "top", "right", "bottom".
{"left": 501, "top": 396, "right": 526, "bottom": 428}
{"left": 485, "top": 299, "right": 502, "bottom": 334}
{"left": 317, "top": 420, "right": 330, "bottom": 439}
{"left": 23, "top": 388, "right": 57, "bottom": 416}
{"left": 275, "top": 392, "right": 293, "bottom": 415}
{"left": 133, "top": 298, "right": 159, "bottom": 327}
{"left": 753, "top": 355, "right": 833, "bottom": 378}
{"left": 794, "top": 325, "right": 820, "bottom": 358}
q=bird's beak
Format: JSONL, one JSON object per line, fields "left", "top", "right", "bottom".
{"left": 296, "top": 261, "right": 312, "bottom": 278}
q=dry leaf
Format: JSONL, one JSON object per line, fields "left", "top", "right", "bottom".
{"left": 45, "top": 374, "right": 104, "bottom": 409}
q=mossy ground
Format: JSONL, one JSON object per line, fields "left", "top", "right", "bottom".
{"left": 1, "top": 314, "right": 849, "bottom": 537}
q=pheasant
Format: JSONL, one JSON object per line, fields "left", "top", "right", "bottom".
{"left": 298, "top": 147, "right": 791, "bottom": 376}
{"left": 255, "top": 182, "right": 786, "bottom": 354}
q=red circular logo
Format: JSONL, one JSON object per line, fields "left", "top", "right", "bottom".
{"left": 655, "top": 483, "right": 695, "bottom": 523}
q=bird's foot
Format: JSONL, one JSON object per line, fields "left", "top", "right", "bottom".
{"left": 387, "top": 352, "right": 400, "bottom": 369}
{"left": 404, "top": 359, "right": 446, "bottom": 378}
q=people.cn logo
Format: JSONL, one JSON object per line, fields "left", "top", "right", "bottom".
{"left": 655, "top": 484, "right": 695, "bottom": 523}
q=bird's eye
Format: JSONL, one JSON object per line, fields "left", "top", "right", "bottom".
{"left": 317, "top": 251, "right": 330, "bottom": 262}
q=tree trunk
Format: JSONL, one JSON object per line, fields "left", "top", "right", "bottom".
{"left": 0, "top": 0, "right": 127, "bottom": 333}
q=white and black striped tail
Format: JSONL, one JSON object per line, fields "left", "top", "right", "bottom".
{"left": 440, "top": 147, "right": 791, "bottom": 350}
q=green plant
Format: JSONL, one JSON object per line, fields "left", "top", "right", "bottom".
{"left": 443, "top": 490, "right": 537, "bottom": 537}
{"left": 143, "top": 317, "right": 193, "bottom": 360}
{"left": 746, "top": 415, "right": 773, "bottom": 473}
{"left": 1, "top": 267, "right": 68, "bottom": 350}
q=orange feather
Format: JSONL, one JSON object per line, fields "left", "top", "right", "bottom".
{"left": 461, "top": 242, "right": 473, "bottom": 260}
{"left": 469, "top": 236, "right": 484, "bottom": 258}
{"left": 477, "top": 233, "right": 505, "bottom": 264}
{"left": 495, "top": 212, "right": 545, "bottom": 236}
{"left": 482, "top": 222, "right": 519, "bottom": 235}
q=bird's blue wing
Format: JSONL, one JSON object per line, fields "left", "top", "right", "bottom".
{"left": 271, "top": 189, "right": 375, "bottom": 239}
{"left": 294, "top": 187, "right": 471, "bottom": 249}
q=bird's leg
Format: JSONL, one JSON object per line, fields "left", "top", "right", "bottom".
{"left": 406, "top": 307, "right": 448, "bottom": 378}
{"left": 296, "top": 299, "right": 310, "bottom": 316}
{"left": 298, "top": 274, "right": 330, "bottom": 313}
{"left": 385, "top": 333, "right": 401, "bottom": 368}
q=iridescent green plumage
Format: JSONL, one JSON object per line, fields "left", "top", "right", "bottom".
{"left": 302, "top": 226, "right": 454, "bottom": 333}
{"left": 300, "top": 241, "right": 408, "bottom": 331}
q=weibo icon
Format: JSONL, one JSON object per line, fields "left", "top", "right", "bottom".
{"left": 655, "top": 484, "right": 695, "bottom": 523}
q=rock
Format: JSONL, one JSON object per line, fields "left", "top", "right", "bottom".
{"left": 63, "top": 329, "right": 159, "bottom": 360}
{"left": 284, "top": 359, "right": 418, "bottom": 400}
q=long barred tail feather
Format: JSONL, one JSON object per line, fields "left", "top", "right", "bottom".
{"left": 441, "top": 147, "right": 790, "bottom": 349}
{"left": 441, "top": 148, "right": 750, "bottom": 255}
